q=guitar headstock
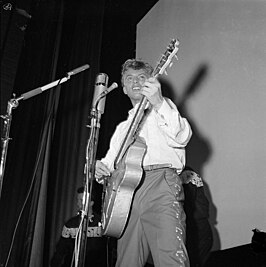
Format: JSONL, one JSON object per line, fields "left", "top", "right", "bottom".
{"left": 153, "top": 39, "right": 180, "bottom": 77}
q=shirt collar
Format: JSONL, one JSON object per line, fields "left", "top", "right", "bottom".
{"left": 128, "top": 102, "right": 140, "bottom": 116}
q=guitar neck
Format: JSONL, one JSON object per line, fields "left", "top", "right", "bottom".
{"left": 114, "top": 96, "right": 149, "bottom": 167}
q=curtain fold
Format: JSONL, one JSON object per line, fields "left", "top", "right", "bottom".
{"left": 44, "top": 0, "right": 106, "bottom": 264}
{"left": 28, "top": 2, "right": 65, "bottom": 264}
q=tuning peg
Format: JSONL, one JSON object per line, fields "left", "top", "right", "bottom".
{"left": 169, "top": 62, "right": 173, "bottom": 68}
{"left": 164, "top": 70, "right": 168, "bottom": 75}
{"left": 174, "top": 55, "right": 179, "bottom": 61}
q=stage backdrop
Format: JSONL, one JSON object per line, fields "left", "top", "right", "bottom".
{"left": 136, "top": 0, "right": 266, "bottom": 250}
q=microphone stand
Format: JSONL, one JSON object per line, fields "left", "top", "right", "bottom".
{"left": 0, "top": 64, "right": 89, "bottom": 199}
{"left": 74, "top": 96, "right": 104, "bottom": 267}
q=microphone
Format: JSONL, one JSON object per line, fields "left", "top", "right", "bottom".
{"left": 98, "top": 82, "right": 118, "bottom": 99}
{"left": 92, "top": 73, "right": 109, "bottom": 114}
{"left": 94, "top": 82, "right": 118, "bottom": 115}
{"left": 67, "top": 64, "right": 90, "bottom": 77}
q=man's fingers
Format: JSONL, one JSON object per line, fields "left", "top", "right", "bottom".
{"left": 99, "top": 165, "right": 110, "bottom": 176}
{"left": 96, "top": 176, "right": 105, "bottom": 184}
{"left": 95, "top": 161, "right": 111, "bottom": 177}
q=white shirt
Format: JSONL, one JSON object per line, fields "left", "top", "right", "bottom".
{"left": 101, "top": 98, "right": 192, "bottom": 174}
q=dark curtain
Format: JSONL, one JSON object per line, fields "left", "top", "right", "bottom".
{"left": 0, "top": 0, "right": 105, "bottom": 266}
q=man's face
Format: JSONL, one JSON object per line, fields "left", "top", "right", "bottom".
{"left": 122, "top": 68, "right": 150, "bottom": 105}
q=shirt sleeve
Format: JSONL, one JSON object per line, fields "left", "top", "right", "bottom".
{"left": 154, "top": 98, "right": 192, "bottom": 148}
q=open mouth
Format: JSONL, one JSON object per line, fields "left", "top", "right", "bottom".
{"left": 132, "top": 86, "right": 141, "bottom": 91}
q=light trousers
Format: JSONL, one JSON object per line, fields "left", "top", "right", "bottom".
{"left": 115, "top": 168, "right": 190, "bottom": 267}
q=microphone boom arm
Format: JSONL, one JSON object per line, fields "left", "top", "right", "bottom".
{"left": 0, "top": 64, "right": 89, "bottom": 199}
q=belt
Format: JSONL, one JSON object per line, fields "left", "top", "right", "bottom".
{"left": 143, "top": 163, "right": 172, "bottom": 171}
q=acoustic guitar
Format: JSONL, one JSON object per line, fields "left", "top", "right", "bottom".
{"left": 101, "top": 39, "right": 180, "bottom": 238}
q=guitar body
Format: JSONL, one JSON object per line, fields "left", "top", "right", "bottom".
{"left": 101, "top": 136, "right": 146, "bottom": 238}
